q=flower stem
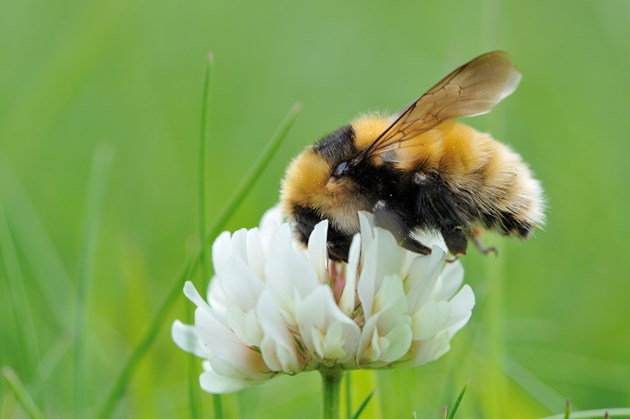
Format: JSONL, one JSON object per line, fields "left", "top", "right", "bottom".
{"left": 321, "top": 369, "right": 343, "bottom": 419}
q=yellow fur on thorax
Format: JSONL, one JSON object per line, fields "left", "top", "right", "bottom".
{"left": 351, "top": 116, "right": 491, "bottom": 177}
{"left": 351, "top": 114, "right": 392, "bottom": 149}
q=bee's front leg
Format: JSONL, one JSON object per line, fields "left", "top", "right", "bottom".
{"left": 326, "top": 224, "right": 353, "bottom": 262}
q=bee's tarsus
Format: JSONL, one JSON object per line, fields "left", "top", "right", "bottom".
{"left": 445, "top": 255, "right": 459, "bottom": 263}
{"left": 472, "top": 235, "right": 498, "bottom": 256}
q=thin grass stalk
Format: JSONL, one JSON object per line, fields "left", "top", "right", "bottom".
{"left": 0, "top": 207, "right": 39, "bottom": 378}
{"left": 447, "top": 381, "right": 468, "bottom": 419}
{"left": 202, "top": 102, "right": 302, "bottom": 250}
{"left": 97, "top": 103, "right": 301, "bottom": 419}
{"left": 74, "top": 144, "right": 113, "bottom": 418}
{"left": 0, "top": 157, "right": 75, "bottom": 330}
{"left": 501, "top": 354, "right": 569, "bottom": 411}
{"left": 350, "top": 390, "right": 373, "bottom": 419}
{"left": 192, "top": 53, "right": 215, "bottom": 419}
{"left": 482, "top": 191, "right": 507, "bottom": 414}
{"left": 97, "top": 260, "right": 195, "bottom": 419}
{"left": 1, "top": 366, "right": 45, "bottom": 419}
{"left": 28, "top": 337, "right": 71, "bottom": 400}
{"left": 480, "top": 3, "right": 508, "bottom": 414}
{"left": 198, "top": 52, "right": 214, "bottom": 286}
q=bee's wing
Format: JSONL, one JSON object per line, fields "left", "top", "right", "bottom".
{"left": 360, "top": 51, "right": 521, "bottom": 161}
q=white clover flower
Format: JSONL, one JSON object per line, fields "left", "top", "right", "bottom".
{"left": 172, "top": 209, "right": 474, "bottom": 393}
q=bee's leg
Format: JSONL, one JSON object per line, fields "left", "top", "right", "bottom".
{"left": 442, "top": 226, "right": 468, "bottom": 256}
{"left": 471, "top": 228, "right": 498, "bottom": 255}
{"left": 373, "top": 200, "right": 431, "bottom": 255}
{"left": 417, "top": 178, "right": 470, "bottom": 258}
{"left": 326, "top": 224, "right": 353, "bottom": 262}
{"left": 442, "top": 227, "right": 463, "bottom": 262}
{"left": 400, "top": 236, "right": 431, "bottom": 255}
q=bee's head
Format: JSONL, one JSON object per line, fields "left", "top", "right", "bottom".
{"left": 280, "top": 146, "right": 366, "bottom": 244}
{"left": 280, "top": 119, "right": 390, "bottom": 247}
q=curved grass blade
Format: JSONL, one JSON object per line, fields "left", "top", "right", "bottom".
{"left": 1, "top": 366, "right": 45, "bottom": 419}
{"left": 97, "top": 103, "right": 301, "bottom": 419}
{"left": 447, "top": 381, "right": 468, "bottom": 419}
{"left": 351, "top": 390, "right": 374, "bottom": 419}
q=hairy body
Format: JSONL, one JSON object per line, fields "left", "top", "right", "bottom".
{"left": 281, "top": 52, "right": 545, "bottom": 261}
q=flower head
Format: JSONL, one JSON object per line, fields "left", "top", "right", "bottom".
{"left": 172, "top": 208, "right": 474, "bottom": 393}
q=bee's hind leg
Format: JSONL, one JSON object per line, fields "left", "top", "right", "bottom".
{"left": 471, "top": 228, "right": 498, "bottom": 256}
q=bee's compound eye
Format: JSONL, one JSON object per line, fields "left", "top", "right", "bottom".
{"left": 334, "top": 161, "right": 348, "bottom": 177}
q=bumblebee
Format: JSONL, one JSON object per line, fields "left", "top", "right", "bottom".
{"left": 281, "top": 51, "right": 545, "bottom": 261}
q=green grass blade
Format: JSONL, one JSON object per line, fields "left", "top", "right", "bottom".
{"left": 192, "top": 52, "right": 215, "bottom": 419}
{"left": 482, "top": 235, "right": 507, "bottom": 417}
{"left": 195, "top": 52, "right": 217, "bottom": 419}
{"left": 0, "top": 206, "right": 39, "bottom": 378}
{"left": 447, "top": 381, "right": 468, "bottom": 419}
{"left": 29, "top": 337, "right": 71, "bottom": 400}
{"left": 565, "top": 400, "right": 571, "bottom": 419}
{"left": 97, "top": 260, "right": 195, "bottom": 419}
{"left": 74, "top": 144, "right": 114, "bottom": 417}
{"left": 0, "top": 156, "right": 75, "bottom": 330}
{"left": 540, "top": 408, "right": 630, "bottom": 419}
{"left": 97, "top": 103, "right": 300, "bottom": 419}
{"left": 1, "top": 366, "right": 46, "bottom": 419}
{"left": 198, "top": 52, "right": 214, "bottom": 284}
{"left": 351, "top": 390, "right": 373, "bottom": 419}
{"left": 202, "top": 102, "right": 302, "bottom": 249}
{"left": 502, "top": 355, "right": 570, "bottom": 412}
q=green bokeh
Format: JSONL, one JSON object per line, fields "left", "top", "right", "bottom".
{"left": 1, "top": 0, "right": 629, "bottom": 417}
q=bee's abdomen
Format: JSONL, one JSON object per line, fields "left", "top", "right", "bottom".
{"left": 436, "top": 123, "right": 545, "bottom": 236}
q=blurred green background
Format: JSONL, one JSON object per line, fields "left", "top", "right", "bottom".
{"left": 1, "top": 0, "right": 629, "bottom": 417}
